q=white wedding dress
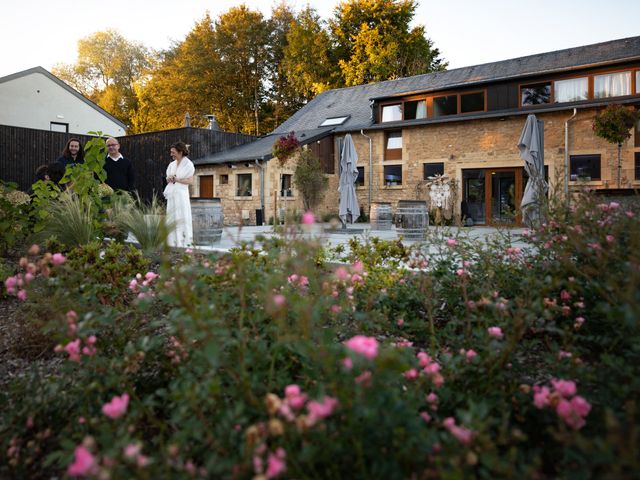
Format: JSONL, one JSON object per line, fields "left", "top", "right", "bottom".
{"left": 163, "top": 157, "right": 195, "bottom": 247}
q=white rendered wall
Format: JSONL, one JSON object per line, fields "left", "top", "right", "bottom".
{"left": 0, "top": 71, "right": 125, "bottom": 136}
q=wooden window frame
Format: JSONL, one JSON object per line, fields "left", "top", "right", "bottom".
{"left": 385, "top": 130, "right": 402, "bottom": 161}
{"left": 593, "top": 70, "right": 633, "bottom": 99}
{"left": 519, "top": 81, "right": 553, "bottom": 108}
{"left": 380, "top": 103, "right": 403, "bottom": 123}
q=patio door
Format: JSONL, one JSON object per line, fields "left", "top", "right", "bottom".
{"left": 486, "top": 168, "right": 522, "bottom": 225}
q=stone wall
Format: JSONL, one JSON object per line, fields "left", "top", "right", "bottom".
{"left": 195, "top": 108, "right": 640, "bottom": 225}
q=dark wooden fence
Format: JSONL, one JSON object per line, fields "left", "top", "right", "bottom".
{"left": 0, "top": 125, "right": 255, "bottom": 201}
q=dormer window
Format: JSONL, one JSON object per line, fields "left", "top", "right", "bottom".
{"left": 521, "top": 82, "right": 551, "bottom": 106}
{"left": 594, "top": 71, "right": 631, "bottom": 98}
{"left": 404, "top": 100, "right": 427, "bottom": 120}
{"left": 320, "top": 116, "right": 349, "bottom": 126}
{"left": 554, "top": 77, "right": 588, "bottom": 103}
{"left": 433, "top": 95, "right": 458, "bottom": 117}
{"left": 381, "top": 104, "right": 402, "bottom": 122}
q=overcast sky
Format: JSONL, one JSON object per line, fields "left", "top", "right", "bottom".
{"left": 1, "top": 0, "right": 638, "bottom": 78}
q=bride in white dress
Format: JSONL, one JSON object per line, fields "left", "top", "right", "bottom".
{"left": 163, "top": 142, "right": 195, "bottom": 247}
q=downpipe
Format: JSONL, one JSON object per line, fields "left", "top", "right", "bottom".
{"left": 564, "top": 108, "right": 578, "bottom": 203}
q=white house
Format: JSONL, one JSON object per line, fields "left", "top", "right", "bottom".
{"left": 0, "top": 66, "right": 126, "bottom": 136}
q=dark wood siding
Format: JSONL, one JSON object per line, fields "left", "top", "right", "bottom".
{"left": 309, "top": 136, "right": 335, "bottom": 174}
{"left": 0, "top": 125, "right": 254, "bottom": 201}
{"left": 487, "top": 83, "right": 519, "bottom": 111}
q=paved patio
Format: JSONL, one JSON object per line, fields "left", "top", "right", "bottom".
{"left": 200, "top": 223, "right": 529, "bottom": 254}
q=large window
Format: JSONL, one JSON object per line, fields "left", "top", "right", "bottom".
{"left": 384, "top": 165, "right": 402, "bottom": 186}
{"left": 460, "top": 92, "right": 485, "bottom": 113}
{"left": 236, "top": 173, "right": 252, "bottom": 196}
{"left": 462, "top": 169, "right": 485, "bottom": 225}
{"left": 433, "top": 95, "right": 458, "bottom": 117}
{"left": 521, "top": 82, "right": 551, "bottom": 106}
{"left": 280, "top": 174, "right": 292, "bottom": 197}
{"left": 385, "top": 131, "right": 402, "bottom": 160}
{"left": 356, "top": 167, "right": 365, "bottom": 187}
{"left": 637, "top": 71, "right": 640, "bottom": 94}
{"left": 554, "top": 77, "right": 588, "bottom": 103}
{"left": 635, "top": 152, "right": 640, "bottom": 180}
{"left": 423, "top": 162, "right": 444, "bottom": 179}
{"left": 570, "top": 155, "right": 601, "bottom": 181}
{"left": 404, "top": 100, "right": 427, "bottom": 120}
{"left": 636, "top": 118, "right": 640, "bottom": 148}
{"left": 594, "top": 71, "right": 631, "bottom": 99}
{"left": 381, "top": 104, "right": 402, "bottom": 122}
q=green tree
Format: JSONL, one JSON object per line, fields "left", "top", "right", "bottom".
{"left": 593, "top": 105, "right": 639, "bottom": 188}
{"left": 329, "top": 0, "right": 446, "bottom": 85}
{"left": 53, "top": 30, "right": 152, "bottom": 130}
{"left": 282, "top": 6, "right": 339, "bottom": 101}
{"left": 294, "top": 149, "right": 329, "bottom": 211}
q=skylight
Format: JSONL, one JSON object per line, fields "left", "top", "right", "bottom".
{"left": 320, "top": 116, "right": 349, "bottom": 126}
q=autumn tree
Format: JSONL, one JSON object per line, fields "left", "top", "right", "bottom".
{"left": 137, "top": 14, "right": 219, "bottom": 131}
{"left": 212, "top": 6, "right": 270, "bottom": 134}
{"left": 53, "top": 30, "right": 152, "bottom": 130}
{"left": 329, "top": 0, "right": 446, "bottom": 85}
{"left": 282, "top": 6, "right": 339, "bottom": 101}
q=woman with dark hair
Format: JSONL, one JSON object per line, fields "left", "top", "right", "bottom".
{"left": 47, "top": 162, "right": 66, "bottom": 186}
{"left": 163, "top": 141, "right": 194, "bottom": 247}
{"left": 57, "top": 138, "right": 85, "bottom": 169}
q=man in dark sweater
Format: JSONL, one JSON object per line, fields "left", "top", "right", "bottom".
{"left": 104, "top": 137, "right": 135, "bottom": 192}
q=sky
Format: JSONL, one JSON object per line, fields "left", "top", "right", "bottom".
{"left": 1, "top": 0, "right": 638, "bottom": 78}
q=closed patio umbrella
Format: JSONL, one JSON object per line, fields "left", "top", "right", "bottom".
{"left": 338, "top": 134, "right": 360, "bottom": 226}
{"left": 518, "top": 114, "right": 548, "bottom": 228}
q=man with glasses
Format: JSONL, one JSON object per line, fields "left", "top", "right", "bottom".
{"left": 104, "top": 137, "right": 135, "bottom": 192}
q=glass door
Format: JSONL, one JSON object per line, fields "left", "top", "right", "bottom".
{"left": 487, "top": 168, "right": 522, "bottom": 225}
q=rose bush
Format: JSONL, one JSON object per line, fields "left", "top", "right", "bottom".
{"left": 1, "top": 191, "right": 639, "bottom": 478}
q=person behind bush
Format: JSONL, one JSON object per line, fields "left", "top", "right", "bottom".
{"left": 48, "top": 162, "right": 65, "bottom": 187}
{"left": 57, "top": 138, "right": 85, "bottom": 169}
{"left": 35, "top": 164, "right": 50, "bottom": 182}
{"left": 104, "top": 137, "right": 135, "bottom": 192}
{"left": 164, "top": 141, "right": 194, "bottom": 247}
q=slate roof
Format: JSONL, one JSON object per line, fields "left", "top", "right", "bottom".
{"left": 198, "top": 35, "right": 640, "bottom": 165}
{"left": 194, "top": 127, "right": 334, "bottom": 165}
{"left": 275, "top": 35, "right": 640, "bottom": 134}
{"left": 0, "top": 66, "right": 127, "bottom": 130}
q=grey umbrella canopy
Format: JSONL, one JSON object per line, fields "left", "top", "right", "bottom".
{"left": 518, "top": 114, "right": 548, "bottom": 228}
{"left": 338, "top": 134, "right": 360, "bottom": 226}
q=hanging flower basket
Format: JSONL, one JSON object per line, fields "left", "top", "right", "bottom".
{"left": 272, "top": 132, "right": 300, "bottom": 166}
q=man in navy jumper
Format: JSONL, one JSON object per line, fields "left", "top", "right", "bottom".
{"left": 104, "top": 137, "right": 135, "bottom": 192}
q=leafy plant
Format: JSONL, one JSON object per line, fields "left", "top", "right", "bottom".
{"left": 293, "top": 149, "right": 328, "bottom": 211}
{"left": 271, "top": 131, "right": 300, "bottom": 165}
{"left": 592, "top": 105, "right": 638, "bottom": 187}
{"left": 114, "top": 194, "right": 175, "bottom": 254}
{"left": 37, "top": 192, "right": 97, "bottom": 247}
{"left": 0, "top": 181, "right": 31, "bottom": 254}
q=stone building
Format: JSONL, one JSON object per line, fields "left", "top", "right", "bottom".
{"left": 194, "top": 36, "right": 640, "bottom": 226}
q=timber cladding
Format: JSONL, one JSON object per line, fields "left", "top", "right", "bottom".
{"left": 0, "top": 125, "right": 254, "bottom": 201}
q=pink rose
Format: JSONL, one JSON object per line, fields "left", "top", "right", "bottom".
{"left": 51, "top": 253, "right": 66, "bottom": 265}
{"left": 344, "top": 335, "right": 379, "bottom": 360}
{"left": 551, "top": 379, "right": 577, "bottom": 398}
{"left": 266, "top": 448, "right": 287, "bottom": 478}
{"left": 67, "top": 445, "right": 97, "bottom": 477}
{"left": 102, "top": 393, "right": 130, "bottom": 419}
{"left": 487, "top": 327, "right": 503, "bottom": 339}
